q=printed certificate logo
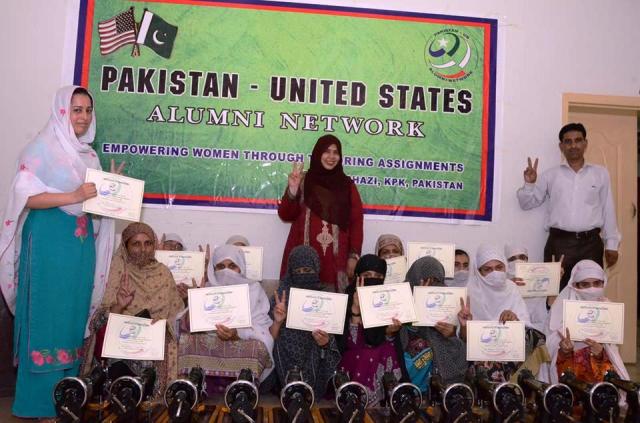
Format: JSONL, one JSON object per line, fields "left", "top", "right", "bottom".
{"left": 99, "top": 180, "right": 121, "bottom": 196}
{"left": 425, "top": 29, "right": 477, "bottom": 81}
{"left": 576, "top": 307, "right": 605, "bottom": 338}
{"left": 372, "top": 292, "right": 391, "bottom": 308}
{"left": 204, "top": 293, "right": 225, "bottom": 310}
{"left": 169, "top": 255, "right": 186, "bottom": 271}
{"left": 119, "top": 323, "right": 142, "bottom": 339}
{"left": 532, "top": 277, "right": 550, "bottom": 291}
{"left": 479, "top": 327, "right": 510, "bottom": 356}
{"left": 425, "top": 293, "right": 446, "bottom": 309}
{"left": 302, "top": 298, "right": 324, "bottom": 313}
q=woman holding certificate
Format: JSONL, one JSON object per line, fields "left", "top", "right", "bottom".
{"left": 178, "top": 244, "right": 274, "bottom": 391}
{"left": 278, "top": 135, "right": 363, "bottom": 292}
{"left": 82, "top": 222, "right": 184, "bottom": 397}
{"left": 0, "top": 86, "right": 116, "bottom": 419}
{"left": 543, "top": 260, "right": 628, "bottom": 383}
{"left": 396, "top": 257, "right": 467, "bottom": 392}
{"left": 338, "top": 254, "right": 402, "bottom": 404}
{"left": 465, "top": 244, "right": 530, "bottom": 382}
{"left": 271, "top": 246, "right": 342, "bottom": 397}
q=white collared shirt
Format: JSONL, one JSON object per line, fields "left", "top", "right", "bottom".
{"left": 517, "top": 163, "right": 620, "bottom": 250}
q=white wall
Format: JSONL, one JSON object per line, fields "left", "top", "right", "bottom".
{"left": 2, "top": 1, "right": 639, "bottom": 278}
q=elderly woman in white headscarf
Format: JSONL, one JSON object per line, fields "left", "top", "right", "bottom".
{"left": 178, "top": 245, "right": 274, "bottom": 394}
{"left": 541, "top": 259, "right": 628, "bottom": 384}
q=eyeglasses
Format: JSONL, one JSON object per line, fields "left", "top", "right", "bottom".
{"left": 574, "top": 280, "right": 604, "bottom": 289}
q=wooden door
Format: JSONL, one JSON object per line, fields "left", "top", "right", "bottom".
{"left": 564, "top": 93, "right": 640, "bottom": 362}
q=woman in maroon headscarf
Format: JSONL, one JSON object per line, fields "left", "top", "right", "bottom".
{"left": 278, "top": 135, "right": 363, "bottom": 292}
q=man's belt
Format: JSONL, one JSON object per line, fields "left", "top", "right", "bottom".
{"left": 549, "top": 227, "right": 600, "bottom": 240}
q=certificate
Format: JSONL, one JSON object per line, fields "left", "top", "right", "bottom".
{"left": 384, "top": 256, "right": 407, "bottom": 284}
{"left": 563, "top": 300, "right": 624, "bottom": 344}
{"left": 407, "top": 242, "right": 455, "bottom": 278}
{"left": 102, "top": 313, "right": 166, "bottom": 361}
{"left": 82, "top": 169, "right": 144, "bottom": 222}
{"left": 155, "top": 251, "right": 205, "bottom": 285}
{"left": 515, "top": 262, "right": 561, "bottom": 297}
{"left": 239, "top": 246, "right": 263, "bottom": 281}
{"left": 286, "top": 288, "right": 348, "bottom": 335}
{"left": 188, "top": 285, "right": 252, "bottom": 332}
{"left": 357, "top": 282, "right": 417, "bottom": 329}
{"left": 466, "top": 321, "right": 526, "bottom": 362}
{"left": 413, "top": 286, "right": 466, "bottom": 326}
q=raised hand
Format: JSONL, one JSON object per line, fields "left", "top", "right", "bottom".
{"left": 110, "top": 159, "right": 126, "bottom": 175}
{"left": 114, "top": 269, "right": 135, "bottom": 313}
{"left": 458, "top": 296, "right": 472, "bottom": 327}
{"left": 273, "top": 290, "right": 287, "bottom": 324}
{"left": 199, "top": 243, "right": 211, "bottom": 269}
{"left": 524, "top": 157, "right": 538, "bottom": 184}
{"left": 559, "top": 327, "right": 574, "bottom": 353}
{"left": 157, "top": 233, "right": 166, "bottom": 250}
{"left": 74, "top": 182, "right": 97, "bottom": 202}
{"left": 351, "top": 277, "right": 365, "bottom": 316}
{"left": 288, "top": 161, "right": 303, "bottom": 196}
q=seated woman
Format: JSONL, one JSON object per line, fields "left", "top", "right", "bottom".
{"left": 338, "top": 254, "right": 402, "bottom": 404}
{"left": 271, "top": 245, "right": 341, "bottom": 398}
{"left": 178, "top": 245, "right": 274, "bottom": 393}
{"left": 82, "top": 223, "right": 184, "bottom": 397}
{"left": 465, "top": 244, "right": 530, "bottom": 382}
{"left": 375, "top": 234, "right": 404, "bottom": 259}
{"left": 396, "top": 256, "right": 467, "bottom": 392}
{"left": 544, "top": 259, "right": 628, "bottom": 383}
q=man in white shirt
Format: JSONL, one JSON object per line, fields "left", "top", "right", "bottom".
{"left": 517, "top": 123, "right": 620, "bottom": 289}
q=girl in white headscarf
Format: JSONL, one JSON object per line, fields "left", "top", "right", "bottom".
{"left": 467, "top": 244, "right": 530, "bottom": 324}
{"left": 178, "top": 245, "right": 274, "bottom": 392}
{"left": 465, "top": 244, "right": 530, "bottom": 382}
{"left": 0, "top": 86, "right": 116, "bottom": 418}
{"left": 541, "top": 259, "right": 628, "bottom": 383}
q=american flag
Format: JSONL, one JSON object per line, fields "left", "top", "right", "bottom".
{"left": 98, "top": 8, "right": 137, "bottom": 55}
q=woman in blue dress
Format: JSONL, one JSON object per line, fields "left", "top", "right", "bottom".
{"left": 0, "top": 86, "right": 117, "bottom": 419}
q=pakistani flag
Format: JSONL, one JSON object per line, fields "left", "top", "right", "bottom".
{"left": 136, "top": 10, "right": 178, "bottom": 58}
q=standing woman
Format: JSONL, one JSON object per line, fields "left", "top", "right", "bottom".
{"left": 278, "top": 135, "right": 364, "bottom": 292}
{"left": 0, "top": 86, "right": 116, "bottom": 418}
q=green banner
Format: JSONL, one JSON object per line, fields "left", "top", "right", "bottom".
{"left": 75, "top": 0, "right": 497, "bottom": 220}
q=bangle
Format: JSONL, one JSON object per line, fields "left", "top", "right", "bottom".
{"left": 349, "top": 252, "right": 360, "bottom": 260}
{"left": 351, "top": 311, "right": 361, "bottom": 317}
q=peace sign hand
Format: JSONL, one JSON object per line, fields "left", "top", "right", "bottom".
{"left": 273, "top": 290, "right": 287, "bottom": 324}
{"left": 288, "top": 161, "right": 303, "bottom": 196}
{"left": 110, "top": 159, "right": 126, "bottom": 175}
{"left": 351, "top": 276, "right": 365, "bottom": 315}
{"left": 524, "top": 157, "right": 538, "bottom": 184}
{"left": 559, "top": 327, "right": 574, "bottom": 353}
{"left": 458, "top": 296, "right": 472, "bottom": 327}
{"left": 114, "top": 269, "right": 135, "bottom": 313}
